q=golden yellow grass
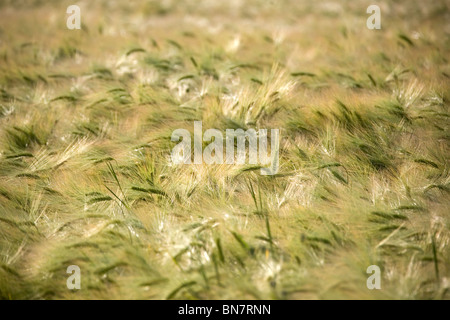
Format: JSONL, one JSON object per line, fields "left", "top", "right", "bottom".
{"left": 0, "top": 0, "right": 449, "bottom": 299}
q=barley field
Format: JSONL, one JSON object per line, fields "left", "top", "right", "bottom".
{"left": 0, "top": 0, "right": 449, "bottom": 300}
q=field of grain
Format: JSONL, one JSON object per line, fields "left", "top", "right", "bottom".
{"left": 0, "top": 0, "right": 449, "bottom": 299}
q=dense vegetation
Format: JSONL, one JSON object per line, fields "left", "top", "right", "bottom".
{"left": 0, "top": 0, "right": 448, "bottom": 299}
